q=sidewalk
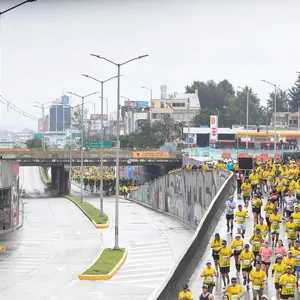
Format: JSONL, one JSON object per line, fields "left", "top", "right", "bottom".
{"left": 67, "top": 184, "right": 194, "bottom": 300}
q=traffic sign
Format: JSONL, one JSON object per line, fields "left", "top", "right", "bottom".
{"left": 34, "top": 133, "right": 43, "bottom": 140}
{"left": 72, "top": 133, "right": 81, "bottom": 140}
{"left": 84, "top": 140, "right": 112, "bottom": 148}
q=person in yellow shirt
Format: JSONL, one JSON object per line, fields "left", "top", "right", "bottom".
{"left": 235, "top": 205, "right": 248, "bottom": 238}
{"left": 251, "top": 194, "right": 262, "bottom": 226}
{"left": 249, "top": 262, "right": 267, "bottom": 298}
{"left": 272, "top": 254, "right": 287, "bottom": 297}
{"left": 279, "top": 266, "right": 296, "bottom": 299}
{"left": 201, "top": 261, "right": 217, "bottom": 293}
{"left": 286, "top": 216, "right": 297, "bottom": 249}
{"left": 283, "top": 250, "right": 295, "bottom": 270}
{"left": 264, "top": 199, "right": 275, "bottom": 230}
{"left": 231, "top": 234, "right": 243, "bottom": 274}
{"left": 249, "top": 170, "right": 260, "bottom": 196}
{"left": 219, "top": 240, "right": 232, "bottom": 288}
{"left": 255, "top": 217, "right": 269, "bottom": 239}
{"left": 275, "top": 175, "right": 286, "bottom": 207}
{"left": 269, "top": 208, "right": 282, "bottom": 247}
{"left": 178, "top": 284, "right": 193, "bottom": 300}
{"left": 241, "top": 179, "right": 251, "bottom": 210}
{"left": 250, "top": 228, "right": 264, "bottom": 265}
{"left": 291, "top": 239, "right": 300, "bottom": 287}
{"left": 296, "top": 179, "right": 300, "bottom": 202}
{"left": 264, "top": 167, "right": 275, "bottom": 192}
{"left": 223, "top": 277, "right": 244, "bottom": 300}
{"left": 240, "top": 244, "right": 255, "bottom": 288}
{"left": 291, "top": 206, "right": 300, "bottom": 240}
{"left": 211, "top": 233, "right": 223, "bottom": 276}
{"left": 289, "top": 178, "right": 297, "bottom": 194}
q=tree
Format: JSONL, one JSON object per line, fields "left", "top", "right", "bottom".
{"left": 267, "top": 89, "right": 289, "bottom": 112}
{"left": 71, "top": 106, "right": 93, "bottom": 139}
{"left": 191, "top": 108, "right": 215, "bottom": 127}
{"left": 289, "top": 74, "right": 300, "bottom": 112}
{"left": 26, "top": 138, "right": 42, "bottom": 148}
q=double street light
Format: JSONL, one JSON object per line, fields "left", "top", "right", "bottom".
{"left": 81, "top": 73, "right": 118, "bottom": 217}
{"left": 67, "top": 91, "right": 99, "bottom": 203}
{"left": 262, "top": 80, "right": 277, "bottom": 151}
{"left": 90, "top": 54, "right": 149, "bottom": 250}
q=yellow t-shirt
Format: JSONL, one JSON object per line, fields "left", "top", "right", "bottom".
{"left": 225, "top": 284, "right": 243, "bottom": 300}
{"left": 275, "top": 178, "right": 287, "bottom": 191}
{"left": 272, "top": 263, "right": 287, "bottom": 283}
{"left": 249, "top": 269, "right": 267, "bottom": 289}
{"left": 231, "top": 238, "right": 244, "bottom": 252}
{"left": 249, "top": 173, "right": 259, "bottom": 184}
{"left": 291, "top": 212, "right": 300, "bottom": 226}
{"left": 240, "top": 250, "right": 254, "bottom": 268}
{"left": 219, "top": 247, "right": 232, "bottom": 267}
{"left": 252, "top": 197, "right": 262, "bottom": 208}
{"left": 178, "top": 290, "right": 193, "bottom": 300}
{"left": 291, "top": 246, "right": 300, "bottom": 266}
{"left": 269, "top": 214, "right": 281, "bottom": 230}
{"left": 279, "top": 273, "right": 296, "bottom": 295}
{"left": 241, "top": 183, "right": 251, "bottom": 196}
{"left": 211, "top": 238, "right": 223, "bottom": 252}
{"left": 250, "top": 234, "right": 263, "bottom": 252}
{"left": 283, "top": 257, "right": 295, "bottom": 268}
{"left": 201, "top": 267, "right": 216, "bottom": 284}
{"left": 235, "top": 210, "right": 248, "bottom": 224}
{"left": 286, "top": 221, "right": 297, "bottom": 239}
{"left": 264, "top": 170, "right": 275, "bottom": 182}
{"left": 255, "top": 223, "right": 269, "bottom": 237}
{"left": 264, "top": 203, "right": 275, "bottom": 217}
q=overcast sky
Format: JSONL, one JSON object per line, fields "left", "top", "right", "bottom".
{"left": 0, "top": 0, "right": 299, "bottom": 131}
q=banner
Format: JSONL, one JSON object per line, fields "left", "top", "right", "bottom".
{"left": 90, "top": 114, "right": 108, "bottom": 121}
{"left": 210, "top": 115, "right": 218, "bottom": 141}
{"left": 133, "top": 151, "right": 169, "bottom": 158}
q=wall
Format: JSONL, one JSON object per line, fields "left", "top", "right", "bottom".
{"left": 0, "top": 161, "right": 14, "bottom": 188}
{"left": 130, "top": 169, "right": 231, "bottom": 230}
{"left": 129, "top": 169, "right": 236, "bottom": 299}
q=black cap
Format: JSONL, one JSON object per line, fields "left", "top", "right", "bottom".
{"left": 183, "top": 284, "right": 188, "bottom": 289}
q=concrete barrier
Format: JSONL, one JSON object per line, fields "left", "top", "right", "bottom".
{"left": 129, "top": 169, "right": 236, "bottom": 300}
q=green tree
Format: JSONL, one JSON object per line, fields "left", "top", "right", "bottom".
{"left": 191, "top": 108, "right": 215, "bottom": 127}
{"left": 289, "top": 74, "right": 300, "bottom": 112}
{"left": 267, "top": 89, "right": 289, "bottom": 112}
{"left": 26, "top": 138, "right": 42, "bottom": 148}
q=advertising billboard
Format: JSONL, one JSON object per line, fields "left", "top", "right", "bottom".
{"left": 134, "top": 101, "right": 148, "bottom": 107}
{"left": 61, "top": 95, "right": 69, "bottom": 105}
{"left": 210, "top": 115, "right": 218, "bottom": 141}
{"left": 90, "top": 114, "right": 108, "bottom": 121}
{"left": 133, "top": 151, "right": 169, "bottom": 158}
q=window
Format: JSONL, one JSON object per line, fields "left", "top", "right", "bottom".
{"left": 172, "top": 103, "right": 185, "bottom": 107}
{"left": 160, "top": 101, "right": 165, "bottom": 108}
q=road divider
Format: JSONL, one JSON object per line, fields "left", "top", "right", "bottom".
{"left": 78, "top": 248, "right": 127, "bottom": 280}
{"left": 64, "top": 195, "right": 109, "bottom": 229}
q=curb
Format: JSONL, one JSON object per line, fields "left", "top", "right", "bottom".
{"left": 64, "top": 195, "right": 109, "bottom": 229}
{"left": 78, "top": 248, "right": 128, "bottom": 280}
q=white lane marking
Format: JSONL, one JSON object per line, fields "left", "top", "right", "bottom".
{"left": 116, "top": 271, "right": 167, "bottom": 279}
{"left": 129, "top": 244, "right": 170, "bottom": 251}
{"left": 124, "top": 261, "right": 172, "bottom": 267}
{"left": 0, "top": 269, "right": 31, "bottom": 272}
{"left": 119, "top": 266, "right": 170, "bottom": 273}
{"left": 127, "top": 256, "right": 171, "bottom": 263}
{"left": 134, "top": 240, "right": 167, "bottom": 245}
{"left": 57, "top": 264, "right": 67, "bottom": 272}
{"left": 21, "top": 241, "right": 57, "bottom": 244}
{"left": 128, "top": 252, "right": 171, "bottom": 258}
{"left": 108, "top": 277, "right": 165, "bottom": 284}
{"left": 0, "top": 265, "right": 37, "bottom": 268}
{"left": 129, "top": 246, "right": 170, "bottom": 253}
{"left": 1, "top": 258, "right": 46, "bottom": 262}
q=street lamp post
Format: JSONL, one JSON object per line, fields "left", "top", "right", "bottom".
{"left": 67, "top": 91, "right": 98, "bottom": 203}
{"left": 90, "top": 53, "right": 149, "bottom": 250}
{"left": 33, "top": 101, "right": 51, "bottom": 150}
{"left": 141, "top": 86, "right": 153, "bottom": 123}
{"left": 0, "top": 0, "right": 37, "bottom": 16}
{"left": 262, "top": 80, "right": 277, "bottom": 151}
{"left": 81, "top": 74, "right": 118, "bottom": 217}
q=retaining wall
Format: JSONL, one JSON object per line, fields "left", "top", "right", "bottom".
{"left": 129, "top": 169, "right": 236, "bottom": 299}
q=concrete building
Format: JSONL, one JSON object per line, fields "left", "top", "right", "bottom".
{"left": 271, "top": 112, "right": 300, "bottom": 129}
{"left": 49, "top": 104, "right": 71, "bottom": 133}
{"left": 151, "top": 85, "right": 200, "bottom": 122}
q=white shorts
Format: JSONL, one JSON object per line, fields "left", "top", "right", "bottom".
{"left": 236, "top": 223, "right": 246, "bottom": 231}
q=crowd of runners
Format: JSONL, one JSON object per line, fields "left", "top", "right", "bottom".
{"left": 179, "top": 157, "right": 300, "bottom": 300}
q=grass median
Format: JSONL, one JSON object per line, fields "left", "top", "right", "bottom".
{"left": 83, "top": 248, "right": 125, "bottom": 276}
{"left": 65, "top": 195, "right": 108, "bottom": 225}
{"left": 41, "top": 167, "right": 51, "bottom": 184}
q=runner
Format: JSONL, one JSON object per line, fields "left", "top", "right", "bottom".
{"left": 249, "top": 262, "right": 267, "bottom": 300}
{"left": 225, "top": 195, "right": 236, "bottom": 235}
{"left": 283, "top": 250, "right": 295, "bottom": 270}
{"left": 263, "top": 198, "right": 275, "bottom": 230}
{"left": 275, "top": 240, "right": 287, "bottom": 257}
{"left": 291, "top": 205, "right": 300, "bottom": 239}
{"left": 201, "top": 261, "right": 217, "bottom": 293}
{"left": 269, "top": 208, "right": 282, "bottom": 247}
{"left": 251, "top": 194, "right": 263, "bottom": 226}
{"left": 250, "top": 228, "right": 264, "bottom": 265}
{"left": 211, "top": 233, "right": 223, "bottom": 276}
{"left": 275, "top": 175, "right": 286, "bottom": 207}
{"left": 291, "top": 239, "right": 300, "bottom": 288}
{"left": 241, "top": 179, "right": 251, "bottom": 210}
{"left": 272, "top": 254, "right": 287, "bottom": 300}
{"left": 259, "top": 241, "right": 272, "bottom": 277}
{"left": 249, "top": 169, "right": 260, "bottom": 197}
{"left": 286, "top": 216, "right": 297, "bottom": 249}
{"left": 178, "top": 284, "right": 193, "bottom": 300}
{"left": 264, "top": 166, "right": 275, "bottom": 195}
{"left": 231, "top": 233, "right": 243, "bottom": 274}
{"left": 223, "top": 277, "right": 244, "bottom": 300}
{"left": 279, "top": 266, "right": 296, "bottom": 299}
{"left": 284, "top": 190, "right": 297, "bottom": 218}
{"left": 219, "top": 240, "right": 232, "bottom": 288}
{"left": 235, "top": 205, "right": 248, "bottom": 238}
{"left": 270, "top": 186, "right": 279, "bottom": 208}
{"left": 199, "top": 284, "right": 215, "bottom": 300}
{"left": 236, "top": 169, "right": 244, "bottom": 198}
{"left": 255, "top": 217, "right": 269, "bottom": 239}
{"left": 240, "top": 244, "right": 254, "bottom": 290}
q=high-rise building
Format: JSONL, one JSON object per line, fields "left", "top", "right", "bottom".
{"left": 49, "top": 104, "right": 71, "bottom": 132}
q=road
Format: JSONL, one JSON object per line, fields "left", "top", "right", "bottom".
{"left": 188, "top": 192, "right": 293, "bottom": 300}
{"left": 0, "top": 167, "right": 193, "bottom": 299}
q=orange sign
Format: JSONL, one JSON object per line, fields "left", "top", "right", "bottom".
{"left": 133, "top": 151, "right": 169, "bottom": 159}
{"left": 211, "top": 117, "right": 216, "bottom": 124}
